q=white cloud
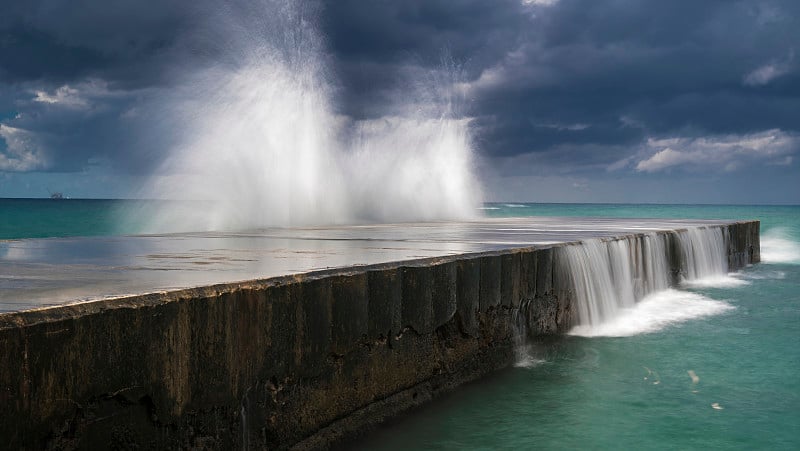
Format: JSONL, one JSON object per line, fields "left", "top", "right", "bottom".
{"left": 636, "top": 148, "right": 689, "bottom": 172}
{"left": 456, "top": 43, "right": 555, "bottom": 95}
{"left": 743, "top": 63, "right": 789, "bottom": 86}
{"left": 33, "top": 85, "right": 89, "bottom": 108}
{"left": 456, "top": 65, "right": 506, "bottom": 93}
{"left": 635, "top": 129, "right": 798, "bottom": 173}
{"left": 607, "top": 155, "right": 634, "bottom": 172}
{"left": 743, "top": 52, "right": 794, "bottom": 86}
{"left": 30, "top": 79, "right": 115, "bottom": 109}
{"left": 0, "top": 125, "right": 48, "bottom": 171}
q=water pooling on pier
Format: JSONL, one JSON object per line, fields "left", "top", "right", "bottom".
{"left": 357, "top": 206, "right": 800, "bottom": 450}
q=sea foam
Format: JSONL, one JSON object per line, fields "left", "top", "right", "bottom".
{"left": 761, "top": 228, "right": 800, "bottom": 264}
{"left": 569, "top": 289, "right": 734, "bottom": 337}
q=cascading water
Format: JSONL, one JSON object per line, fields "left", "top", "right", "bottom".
{"left": 561, "top": 239, "right": 637, "bottom": 326}
{"left": 641, "top": 232, "right": 670, "bottom": 294}
{"left": 562, "top": 226, "right": 735, "bottom": 337}
{"left": 677, "top": 227, "right": 728, "bottom": 280}
{"left": 131, "top": 0, "right": 482, "bottom": 232}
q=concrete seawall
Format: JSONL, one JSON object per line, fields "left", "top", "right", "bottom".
{"left": 0, "top": 220, "right": 760, "bottom": 449}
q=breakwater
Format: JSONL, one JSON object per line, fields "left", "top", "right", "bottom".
{"left": 0, "top": 220, "right": 759, "bottom": 449}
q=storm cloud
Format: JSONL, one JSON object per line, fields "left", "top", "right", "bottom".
{"left": 1, "top": 0, "right": 798, "bottom": 202}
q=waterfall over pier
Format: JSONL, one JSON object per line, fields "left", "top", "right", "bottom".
{"left": 559, "top": 226, "right": 736, "bottom": 335}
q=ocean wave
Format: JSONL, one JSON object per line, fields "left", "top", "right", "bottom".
{"left": 502, "top": 203, "right": 527, "bottom": 208}
{"left": 761, "top": 228, "right": 800, "bottom": 264}
{"left": 568, "top": 289, "right": 734, "bottom": 338}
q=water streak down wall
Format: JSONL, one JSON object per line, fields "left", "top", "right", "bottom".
{"left": 0, "top": 221, "right": 759, "bottom": 450}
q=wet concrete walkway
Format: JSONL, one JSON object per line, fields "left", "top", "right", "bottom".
{"left": 1, "top": 217, "right": 736, "bottom": 312}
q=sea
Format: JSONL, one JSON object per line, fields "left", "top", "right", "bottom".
{"left": 2, "top": 199, "right": 798, "bottom": 449}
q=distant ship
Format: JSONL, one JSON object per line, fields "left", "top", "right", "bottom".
{"left": 47, "top": 189, "right": 64, "bottom": 199}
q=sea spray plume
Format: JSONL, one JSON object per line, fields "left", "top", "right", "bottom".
{"left": 139, "top": 0, "right": 349, "bottom": 231}
{"left": 344, "top": 59, "right": 482, "bottom": 222}
{"left": 345, "top": 116, "right": 480, "bottom": 222}
{"left": 135, "top": 0, "right": 482, "bottom": 232}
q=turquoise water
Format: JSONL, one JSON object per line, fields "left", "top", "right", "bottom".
{"left": 0, "top": 198, "right": 201, "bottom": 239}
{"left": 0, "top": 198, "right": 146, "bottom": 239}
{"left": 357, "top": 203, "right": 800, "bottom": 450}
{"left": 2, "top": 200, "right": 799, "bottom": 449}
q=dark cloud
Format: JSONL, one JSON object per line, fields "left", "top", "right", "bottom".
{"left": 0, "top": 0, "right": 186, "bottom": 86}
{"left": 323, "top": 0, "right": 530, "bottom": 118}
{"left": 0, "top": 0, "right": 798, "bottom": 201}
{"left": 0, "top": 28, "right": 109, "bottom": 83}
{"left": 320, "top": 0, "right": 800, "bottom": 179}
{"left": 324, "top": 0, "right": 527, "bottom": 64}
{"left": 468, "top": 0, "right": 800, "bottom": 162}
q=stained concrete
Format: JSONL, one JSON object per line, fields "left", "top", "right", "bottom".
{"left": 0, "top": 218, "right": 760, "bottom": 450}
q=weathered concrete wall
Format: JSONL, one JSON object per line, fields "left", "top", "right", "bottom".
{"left": 0, "top": 221, "right": 760, "bottom": 450}
{"left": 726, "top": 220, "right": 761, "bottom": 268}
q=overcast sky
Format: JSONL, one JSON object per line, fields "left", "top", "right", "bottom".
{"left": 1, "top": 0, "right": 798, "bottom": 203}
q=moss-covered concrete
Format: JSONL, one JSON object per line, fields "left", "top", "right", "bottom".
{"left": 0, "top": 221, "right": 760, "bottom": 450}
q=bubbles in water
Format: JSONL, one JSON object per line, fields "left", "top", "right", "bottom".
{"left": 135, "top": 0, "right": 482, "bottom": 232}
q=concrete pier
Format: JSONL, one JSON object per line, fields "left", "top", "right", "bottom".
{"left": 0, "top": 218, "right": 760, "bottom": 449}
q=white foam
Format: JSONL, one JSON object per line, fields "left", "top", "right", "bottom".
{"left": 569, "top": 289, "right": 734, "bottom": 337}
{"left": 514, "top": 345, "right": 547, "bottom": 368}
{"left": 514, "top": 357, "right": 548, "bottom": 369}
{"left": 681, "top": 273, "right": 750, "bottom": 288}
{"left": 761, "top": 228, "right": 800, "bottom": 264}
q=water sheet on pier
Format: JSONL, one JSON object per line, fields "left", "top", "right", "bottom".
{"left": 1, "top": 217, "right": 740, "bottom": 312}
